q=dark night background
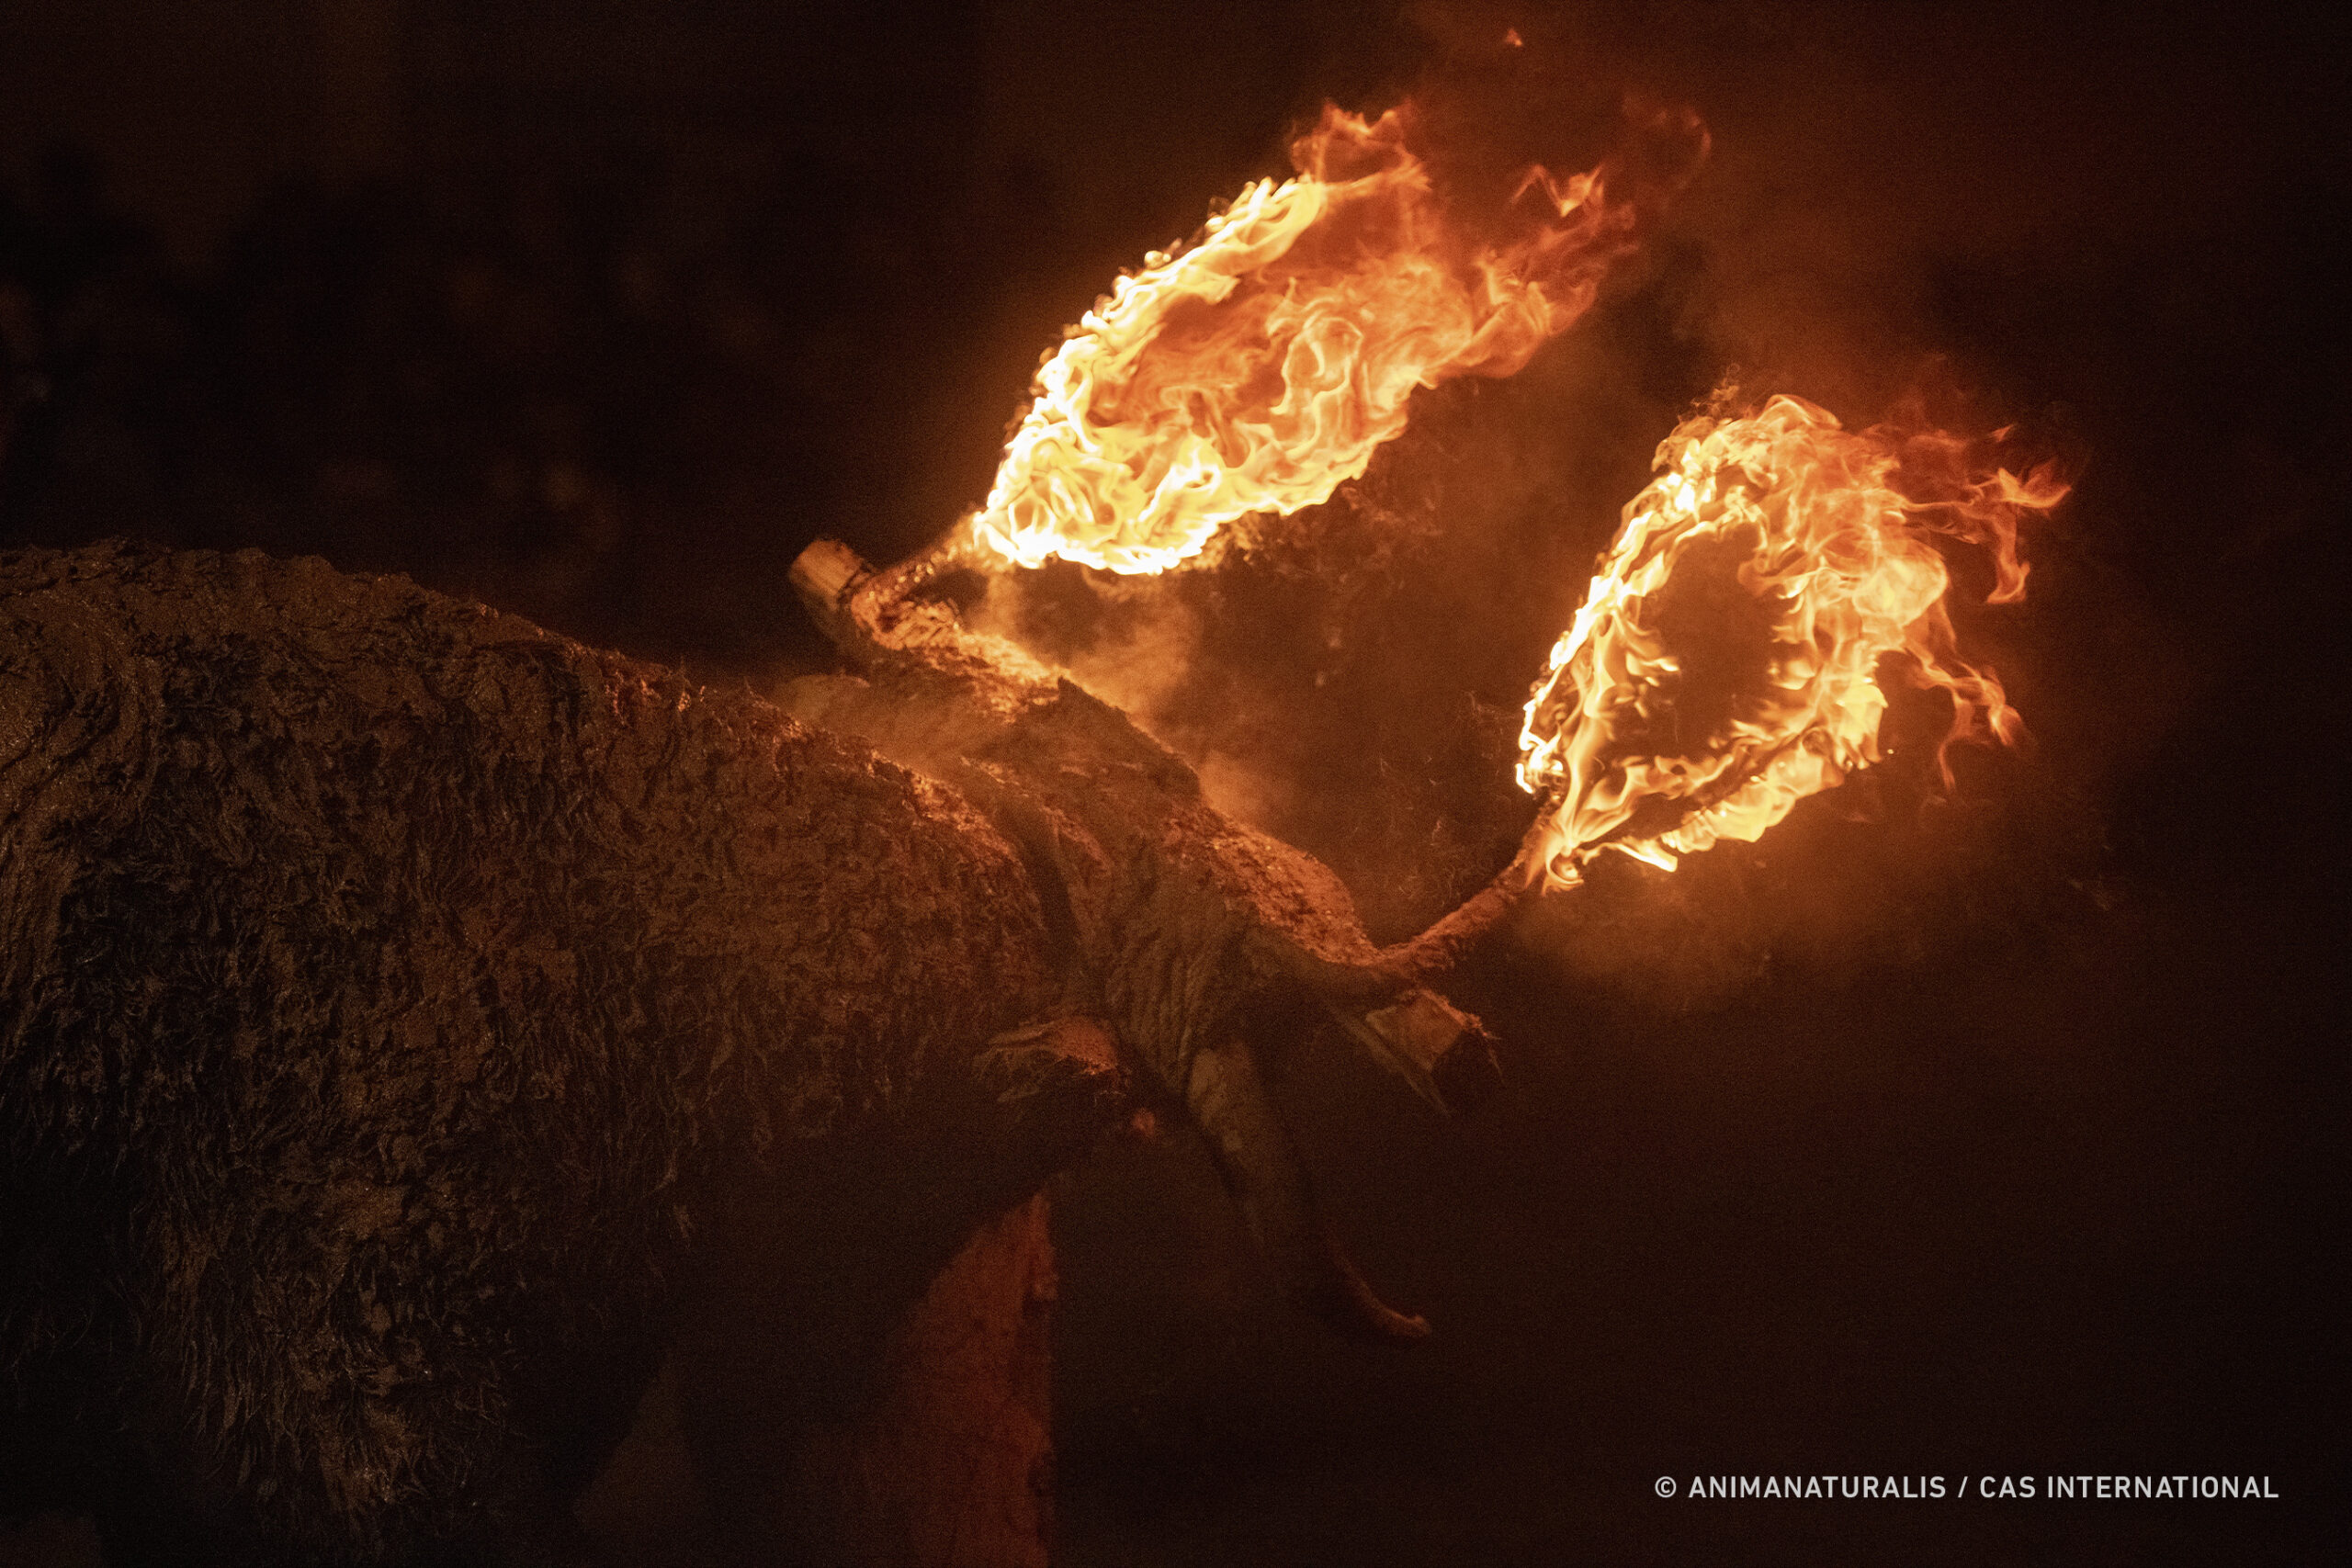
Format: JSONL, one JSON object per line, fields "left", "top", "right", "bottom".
{"left": 2, "top": 2, "right": 2345, "bottom": 1564}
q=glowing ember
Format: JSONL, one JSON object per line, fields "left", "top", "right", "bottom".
{"left": 1516, "top": 394, "right": 2068, "bottom": 890}
{"left": 970, "top": 104, "right": 1678, "bottom": 574}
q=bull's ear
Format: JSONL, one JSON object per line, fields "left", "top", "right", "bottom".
{"left": 1243, "top": 923, "right": 1505, "bottom": 1121}
{"left": 1182, "top": 1036, "right": 1430, "bottom": 1342}
{"left": 1326, "top": 988, "right": 1504, "bottom": 1119}
{"left": 949, "top": 1015, "right": 1133, "bottom": 1201}
{"left": 976, "top": 1016, "right": 1129, "bottom": 1147}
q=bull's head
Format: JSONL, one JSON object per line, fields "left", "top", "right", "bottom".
{"left": 786, "top": 539, "right": 1530, "bottom": 1341}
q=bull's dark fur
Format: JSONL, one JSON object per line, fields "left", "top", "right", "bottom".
{"left": 0, "top": 543, "right": 1108, "bottom": 1562}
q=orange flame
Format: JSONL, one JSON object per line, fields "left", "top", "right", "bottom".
{"left": 1516, "top": 395, "right": 2068, "bottom": 890}
{"left": 970, "top": 104, "right": 1661, "bottom": 573}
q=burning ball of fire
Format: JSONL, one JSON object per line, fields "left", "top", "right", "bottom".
{"left": 1516, "top": 395, "right": 2068, "bottom": 890}
{"left": 971, "top": 105, "right": 1657, "bottom": 574}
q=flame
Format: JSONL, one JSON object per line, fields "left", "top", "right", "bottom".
{"left": 1516, "top": 395, "right": 2068, "bottom": 890}
{"left": 971, "top": 104, "right": 1665, "bottom": 574}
